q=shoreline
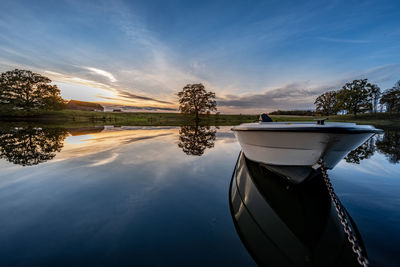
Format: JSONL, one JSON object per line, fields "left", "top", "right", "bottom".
{"left": 0, "top": 110, "right": 399, "bottom": 128}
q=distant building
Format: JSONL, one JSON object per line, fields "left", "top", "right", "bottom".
{"left": 67, "top": 100, "right": 104, "bottom": 111}
{"left": 113, "top": 109, "right": 122, "bottom": 112}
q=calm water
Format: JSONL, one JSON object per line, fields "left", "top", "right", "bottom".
{"left": 0, "top": 125, "right": 399, "bottom": 266}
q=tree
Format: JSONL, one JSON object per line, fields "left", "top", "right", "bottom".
{"left": 336, "top": 79, "right": 373, "bottom": 116}
{"left": 178, "top": 125, "right": 216, "bottom": 156}
{"left": 178, "top": 83, "right": 217, "bottom": 121}
{"left": 370, "top": 84, "right": 381, "bottom": 113}
{"left": 314, "top": 91, "right": 338, "bottom": 115}
{"left": 380, "top": 81, "right": 400, "bottom": 113}
{"left": 0, "top": 69, "right": 66, "bottom": 110}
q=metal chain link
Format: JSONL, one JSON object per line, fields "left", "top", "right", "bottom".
{"left": 318, "top": 159, "right": 369, "bottom": 267}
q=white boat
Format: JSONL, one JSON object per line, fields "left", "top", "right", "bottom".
{"left": 232, "top": 116, "right": 383, "bottom": 176}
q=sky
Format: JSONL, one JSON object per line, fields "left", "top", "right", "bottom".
{"left": 0, "top": 0, "right": 400, "bottom": 113}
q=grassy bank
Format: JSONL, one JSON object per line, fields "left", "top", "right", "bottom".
{"left": 0, "top": 109, "right": 398, "bottom": 128}
{"left": 268, "top": 114, "right": 400, "bottom": 128}
{"left": 327, "top": 113, "right": 400, "bottom": 128}
{"left": 0, "top": 109, "right": 258, "bottom": 126}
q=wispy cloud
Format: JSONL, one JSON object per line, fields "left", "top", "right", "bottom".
{"left": 116, "top": 89, "right": 173, "bottom": 104}
{"left": 358, "top": 64, "right": 400, "bottom": 84}
{"left": 98, "top": 89, "right": 173, "bottom": 105}
{"left": 44, "top": 70, "right": 113, "bottom": 90}
{"left": 84, "top": 67, "right": 117, "bottom": 82}
{"left": 318, "top": 37, "right": 370, "bottom": 44}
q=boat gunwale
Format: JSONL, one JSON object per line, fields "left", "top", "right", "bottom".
{"left": 231, "top": 127, "right": 383, "bottom": 134}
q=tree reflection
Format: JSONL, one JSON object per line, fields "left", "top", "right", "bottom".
{"left": 178, "top": 124, "right": 216, "bottom": 156}
{"left": 345, "top": 137, "right": 376, "bottom": 164}
{"left": 0, "top": 127, "right": 68, "bottom": 166}
{"left": 376, "top": 130, "right": 400, "bottom": 164}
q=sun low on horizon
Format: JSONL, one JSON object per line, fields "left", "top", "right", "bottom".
{"left": 1, "top": 0, "right": 400, "bottom": 113}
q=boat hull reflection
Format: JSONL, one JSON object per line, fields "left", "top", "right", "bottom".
{"left": 229, "top": 152, "right": 367, "bottom": 266}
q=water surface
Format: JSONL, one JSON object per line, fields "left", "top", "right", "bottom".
{"left": 0, "top": 125, "right": 399, "bottom": 266}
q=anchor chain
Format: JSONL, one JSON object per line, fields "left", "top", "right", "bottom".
{"left": 318, "top": 159, "right": 369, "bottom": 267}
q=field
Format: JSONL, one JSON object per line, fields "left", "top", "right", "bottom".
{"left": 0, "top": 109, "right": 258, "bottom": 126}
{"left": 0, "top": 109, "right": 399, "bottom": 128}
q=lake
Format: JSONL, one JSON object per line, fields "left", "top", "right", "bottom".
{"left": 0, "top": 125, "right": 399, "bottom": 266}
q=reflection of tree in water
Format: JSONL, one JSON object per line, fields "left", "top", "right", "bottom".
{"left": 0, "top": 127, "right": 68, "bottom": 166}
{"left": 345, "top": 137, "right": 376, "bottom": 164}
{"left": 178, "top": 125, "right": 216, "bottom": 156}
{"left": 376, "top": 131, "right": 400, "bottom": 164}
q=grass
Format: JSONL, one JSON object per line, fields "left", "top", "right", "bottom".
{"left": 0, "top": 109, "right": 398, "bottom": 128}
{"left": 327, "top": 113, "right": 400, "bottom": 128}
{"left": 268, "top": 114, "right": 400, "bottom": 128}
{"left": 0, "top": 109, "right": 258, "bottom": 126}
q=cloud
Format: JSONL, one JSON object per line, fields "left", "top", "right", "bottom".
{"left": 44, "top": 70, "right": 114, "bottom": 90}
{"left": 84, "top": 67, "right": 117, "bottom": 82}
{"left": 2, "top": 1, "right": 399, "bottom": 115}
{"left": 102, "top": 103, "right": 176, "bottom": 112}
{"left": 98, "top": 93, "right": 173, "bottom": 105}
{"left": 44, "top": 70, "right": 175, "bottom": 105}
{"left": 116, "top": 89, "right": 173, "bottom": 104}
{"left": 217, "top": 81, "right": 333, "bottom": 111}
{"left": 217, "top": 64, "right": 400, "bottom": 113}
{"left": 318, "top": 37, "right": 370, "bottom": 44}
{"left": 359, "top": 64, "right": 400, "bottom": 84}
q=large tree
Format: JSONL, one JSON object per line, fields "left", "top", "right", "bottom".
{"left": 314, "top": 90, "right": 338, "bottom": 115}
{"left": 0, "top": 69, "right": 66, "bottom": 110}
{"left": 380, "top": 80, "right": 400, "bottom": 113}
{"left": 336, "top": 79, "right": 373, "bottom": 116}
{"left": 178, "top": 83, "right": 217, "bottom": 121}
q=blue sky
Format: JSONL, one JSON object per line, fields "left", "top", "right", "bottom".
{"left": 1, "top": 0, "right": 399, "bottom": 113}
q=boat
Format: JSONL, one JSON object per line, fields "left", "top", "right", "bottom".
{"left": 232, "top": 114, "right": 382, "bottom": 183}
{"left": 229, "top": 152, "right": 368, "bottom": 266}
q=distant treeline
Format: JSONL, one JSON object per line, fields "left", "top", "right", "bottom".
{"left": 271, "top": 79, "right": 400, "bottom": 117}
{"left": 269, "top": 110, "right": 316, "bottom": 116}
{"left": 314, "top": 79, "right": 400, "bottom": 116}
